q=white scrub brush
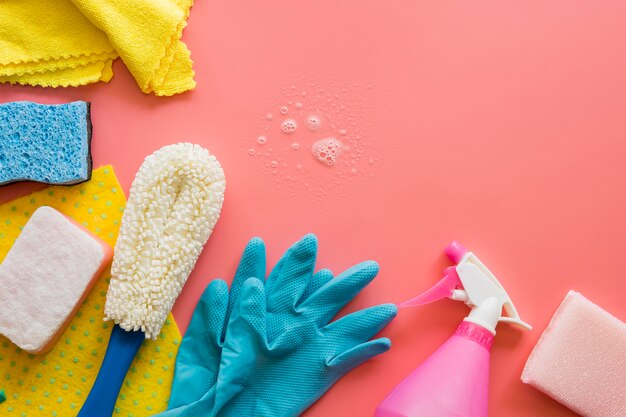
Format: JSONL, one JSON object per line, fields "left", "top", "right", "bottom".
{"left": 78, "top": 143, "right": 225, "bottom": 417}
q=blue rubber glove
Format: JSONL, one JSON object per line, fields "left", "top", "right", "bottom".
{"left": 158, "top": 234, "right": 397, "bottom": 417}
{"left": 212, "top": 235, "right": 397, "bottom": 416}
{"left": 167, "top": 236, "right": 334, "bottom": 410}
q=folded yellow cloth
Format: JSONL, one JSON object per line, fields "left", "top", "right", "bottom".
{"left": 0, "top": 0, "right": 117, "bottom": 87}
{"left": 0, "top": 166, "right": 181, "bottom": 417}
{"left": 0, "top": 0, "right": 194, "bottom": 96}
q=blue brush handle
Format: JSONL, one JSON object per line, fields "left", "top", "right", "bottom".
{"left": 77, "top": 324, "right": 145, "bottom": 417}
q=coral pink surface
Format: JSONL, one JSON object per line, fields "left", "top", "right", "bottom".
{"left": 1, "top": 1, "right": 626, "bottom": 416}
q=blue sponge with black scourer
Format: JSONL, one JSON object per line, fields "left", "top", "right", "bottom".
{"left": 0, "top": 101, "right": 93, "bottom": 186}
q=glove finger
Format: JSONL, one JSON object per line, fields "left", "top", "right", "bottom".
{"left": 263, "top": 242, "right": 293, "bottom": 295}
{"left": 265, "top": 234, "right": 317, "bottom": 319}
{"left": 300, "top": 260, "right": 379, "bottom": 325}
{"left": 225, "top": 237, "right": 266, "bottom": 338}
{"left": 215, "top": 278, "right": 268, "bottom": 410}
{"left": 169, "top": 280, "right": 229, "bottom": 408}
{"left": 327, "top": 337, "right": 392, "bottom": 372}
{"left": 300, "top": 268, "right": 334, "bottom": 303}
{"left": 323, "top": 303, "right": 397, "bottom": 353}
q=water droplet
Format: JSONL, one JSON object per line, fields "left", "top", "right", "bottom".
{"left": 281, "top": 119, "right": 298, "bottom": 134}
{"left": 339, "top": 129, "right": 347, "bottom": 136}
{"left": 307, "top": 115, "right": 321, "bottom": 131}
{"left": 301, "top": 91, "right": 307, "bottom": 97}
{"left": 291, "top": 142, "right": 300, "bottom": 150}
{"left": 368, "top": 158, "right": 375, "bottom": 165}
{"left": 296, "top": 164, "right": 303, "bottom": 169}
{"left": 266, "top": 113, "right": 274, "bottom": 121}
{"left": 271, "top": 161, "right": 279, "bottom": 168}
{"left": 248, "top": 149, "right": 256, "bottom": 156}
{"left": 295, "top": 102, "right": 303, "bottom": 109}
{"left": 280, "top": 106, "right": 289, "bottom": 115}
{"left": 291, "top": 85, "right": 296, "bottom": 90}
{"left": 257, "top": 135, "right": 267, "bottom": 145}
{"left": 312, "top": 138, "right": 343, "bottom": 166}
{"left": 351, "top": 168, "right": 358, "bottom": 174}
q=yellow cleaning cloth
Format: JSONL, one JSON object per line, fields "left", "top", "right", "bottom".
{"left": 0, "top": 0, "right": 195, "bottom": 96}
{"left": 0, "top": 166, "right": 181, "bottom": 417}
{"left": 0, "top": 0, "right": 117, "bottom": 88}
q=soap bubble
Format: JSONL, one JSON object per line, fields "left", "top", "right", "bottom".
{"left": 281, "top": 119, "right": 298, "bottom": 134}
{"left": 248, "top": 149, "right": 256, "bottom": 156}
{"left": 271, "top": 160, "right": 279, "bottom": 168}
{"left": 312, "top": 138, "right": 343, "bottom": 166}
{"left": 291, "top": 142, "right": 300, "bottom": 150}
{"left": 295, "top": 102, "right": 303, "bottom": 109}
{"left": 339, "top": 129, "right": 347, "bottom": 136}
{"left": 280, "top": 106, "right": 289, "bottom": 115}
{"left": 307, "top": 115, "right": 321, "bottom": 131}
{"left": 257, "top": 135, "right": 267, "bottom": 145}
{"left": 266, "top": 113, "right": 274, "bottom": 121}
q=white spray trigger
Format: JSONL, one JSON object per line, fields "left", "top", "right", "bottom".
{"left": 455, "top": 253, "right": 531, "bottom": 335}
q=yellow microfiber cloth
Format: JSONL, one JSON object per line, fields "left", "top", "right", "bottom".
{"left": 0, "top": 0, "right": 117, "bottom": 88}
{"left": 0, "top": 166, "right": 181, "bottom": 417}
{"left": 0, "top": 0, "right": 194, "bottom": 96}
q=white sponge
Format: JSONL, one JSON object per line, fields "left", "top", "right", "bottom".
{"left": 105, "top": 143, "right": 225, "bottom": 339}
{"left": 0, "top": 206, "right": 112, "bottom": 353}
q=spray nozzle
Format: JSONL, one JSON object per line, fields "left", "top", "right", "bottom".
{"left": 400, "top": 267, "right": 465, "bottom": 306}
{"left": 402, "top": 241, "right": 532, "bottom": 335}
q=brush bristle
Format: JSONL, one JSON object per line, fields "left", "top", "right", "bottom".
{"left": 105, "top": 143, "right": 225, "bottom": 339}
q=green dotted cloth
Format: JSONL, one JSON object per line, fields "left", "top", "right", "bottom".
{"left": 0, "top": 166, "right": 181, "bottom": 417}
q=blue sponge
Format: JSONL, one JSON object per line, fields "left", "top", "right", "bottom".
{"left": 0, "top": 101, "right": 92, "bottom": 186}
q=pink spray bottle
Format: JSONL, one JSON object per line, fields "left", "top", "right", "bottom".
{"left": 375, "top": 241, "right": 531, "bottom": 417}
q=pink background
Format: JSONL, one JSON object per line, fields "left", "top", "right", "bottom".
{"left": 1, "top": 1, "right": 625, "bottom": 416}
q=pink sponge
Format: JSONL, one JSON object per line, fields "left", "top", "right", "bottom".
{"left": 0, "top": 206, "right": 112, "bottom": 354}
{"left": 522, "top": 291, "right": 626, "bottom": 417}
